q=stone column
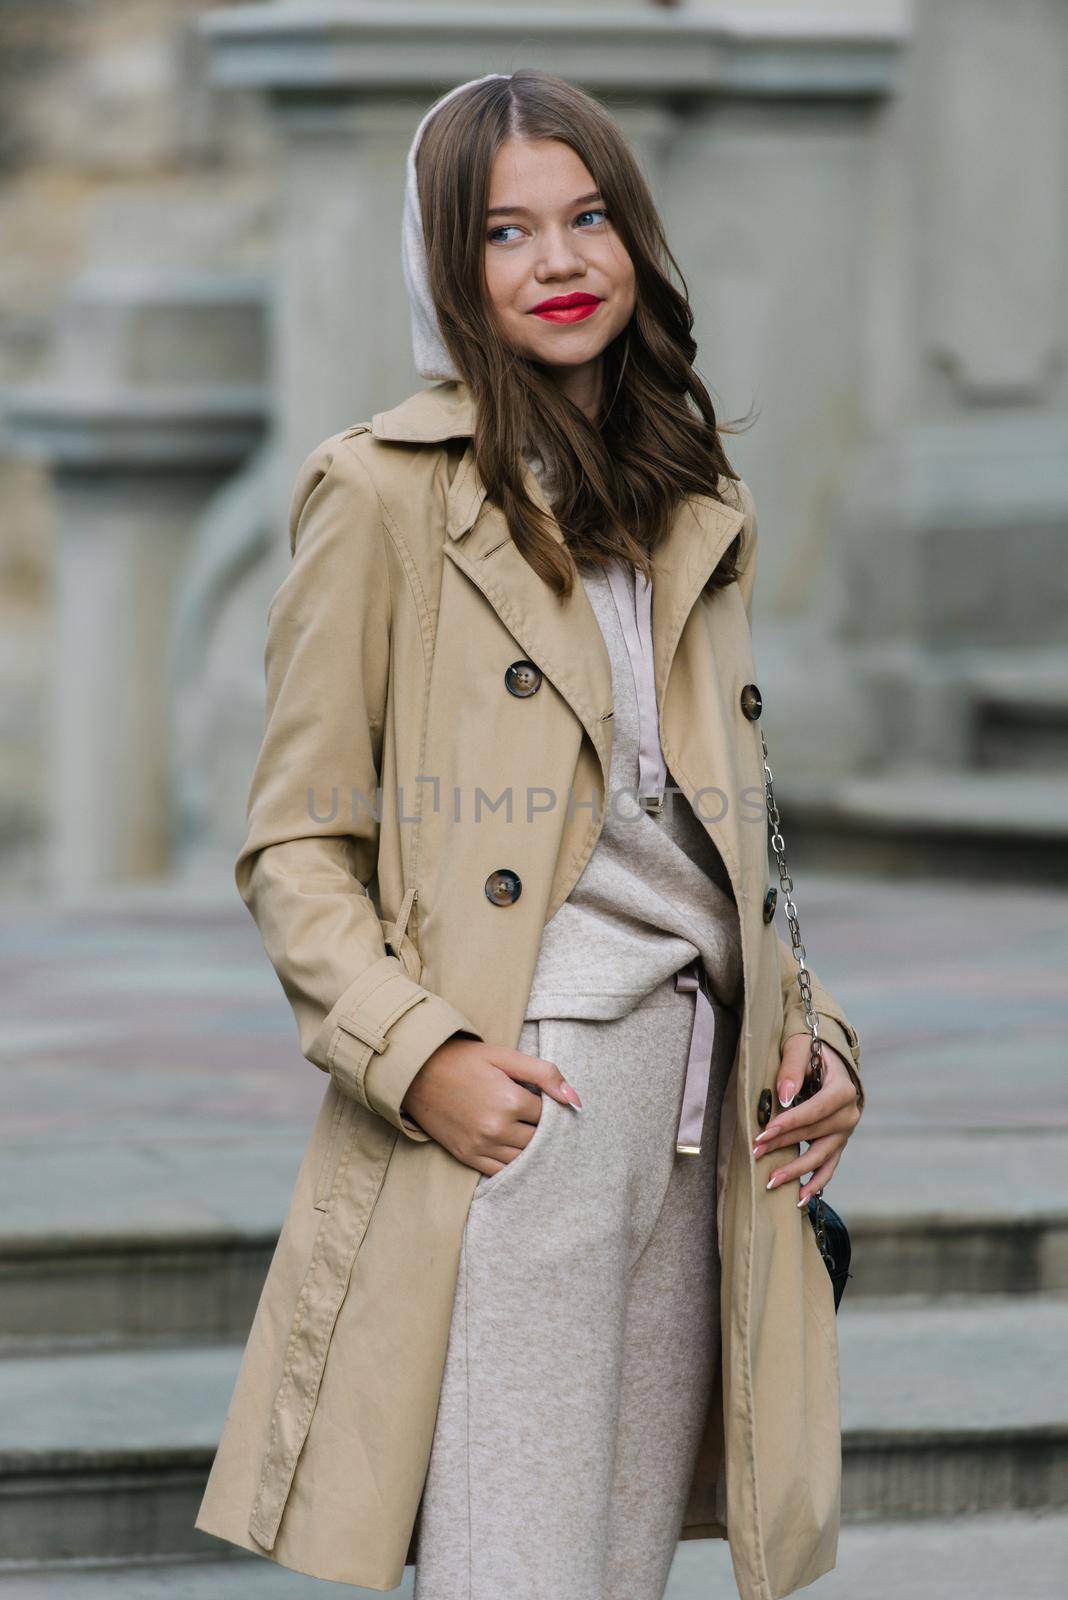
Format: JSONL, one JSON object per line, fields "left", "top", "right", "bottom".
{"left": 268, "top": 98, "right": 424, "bottom": 537}
{"left": 831, "top": 0, "right": 1068, "bottom": 849}
{"left": 4, "top": 271, "right": 267, "bottom": 890}
{"left": 660, "top": 31, "right": 903, "bottom": 786}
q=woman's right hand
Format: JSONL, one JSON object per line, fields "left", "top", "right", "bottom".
{"left": 400, "top": 1036, "right": 583, "bottom": 1178}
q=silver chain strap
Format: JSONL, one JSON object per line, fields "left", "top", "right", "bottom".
{"left": 760, "top": 728, "right": 824, "bottom": 1097}
{"left": 759, "top": 726, "right": 829, "bottom": 1257}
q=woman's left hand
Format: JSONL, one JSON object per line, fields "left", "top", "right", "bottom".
{"left": 752, "top": 1036, "right": 863, "bottom": 1206}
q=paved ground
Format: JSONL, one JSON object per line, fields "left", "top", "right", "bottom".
{"left": 0, "top": 1511, "right": 1065, "bottom": 1599}
{"left": 2, "top": 869, "right": 1065, "bottom": 1238}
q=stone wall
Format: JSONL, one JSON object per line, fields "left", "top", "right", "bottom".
{"left": 4, "top": 0, "right": 1065, "bottom": 892}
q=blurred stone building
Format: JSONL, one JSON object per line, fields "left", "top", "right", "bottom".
{"left": 2, "top": 0, "right": 1065, "bottom": 894}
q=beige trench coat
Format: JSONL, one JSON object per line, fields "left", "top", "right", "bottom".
{"left": 195, "top": 379, "right": 863, "bottom": 1600}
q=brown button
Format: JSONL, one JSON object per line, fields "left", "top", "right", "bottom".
{"left": 762, "top": 886, "right": 777, "bottom": 924}
{"left": 756, "top": 1088, "right": 774, "bottom": 1128}
{"left": 484, "top": 868, "right": 522, "bottom": 906}
{"left": 505, "top": 659, "right": 542, "bottom": 698}
{"left": 740, "top": 683, "right": 762, "bottom": 721}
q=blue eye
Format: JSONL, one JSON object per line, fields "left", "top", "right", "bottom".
{"left": 487, "top": 210, "right": 608, "bottom": 243}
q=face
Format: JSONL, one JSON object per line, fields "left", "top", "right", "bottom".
{"left": 482, "top": 137, "right": 636, "bottom": 408}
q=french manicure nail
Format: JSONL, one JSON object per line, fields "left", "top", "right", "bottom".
{"left": 562, "top": 1083, "right": 583, "bottom": 1110}
{"left": 766, "top": 1174, "right": 779, "bottom": 1190}
{"left": 778, "top": 1083, "right": 795, "bottom": 1107}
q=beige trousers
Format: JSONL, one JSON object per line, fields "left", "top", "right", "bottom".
{"left": 412, "top": 971, "right": 740, "bottom": 1600}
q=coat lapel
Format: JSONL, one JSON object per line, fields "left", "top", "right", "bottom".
{"left": 442, "top": 449, "right": 615, "bottom": 794}
{"left": 649, "top": 491, "right": 748, "bottom": 721}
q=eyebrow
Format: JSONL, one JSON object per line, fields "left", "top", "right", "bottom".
{"left": 486, "top": 191, "right": 605, "bottom": 218}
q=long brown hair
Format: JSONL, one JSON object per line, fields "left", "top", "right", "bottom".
{"left": 416, "top": 68, "right": 753, "bottom": 599}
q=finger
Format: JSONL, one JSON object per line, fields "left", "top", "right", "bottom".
{"left": 473, "top": 1105, "right": 541, "bottom": 1175}
{"left": 752, "top": 1104, "right": 857, "bottom": 1158}
{"left": 508, "top": 1080, "right": 546, "bottom": 1126}
{"left": 773, "top": 1038, "right": 856, "bottom": 1122}
{"left": 798, "top": 1150, "right": 843, "bottom": 1207}
{"left": 775, "top": 1033, "right": 813, "bottom": 1108}
{"left": 492, "top": 1045, "right": 582, "bottom": 1110}
{"left": 487, "top": 1125, "right": 537, "bottom": 1167}
{"left": 755, "top": 1074, "right": 857, "bottom": 1147}
{"left": 763, "top": 1135, "right": 842, "bottom": 1192}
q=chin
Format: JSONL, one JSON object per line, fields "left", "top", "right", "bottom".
{"left": 536, "top": 350, "right": 603, "bottom": 370}
{"left": 527, "top": 337, "right": 615, "bottom": 369}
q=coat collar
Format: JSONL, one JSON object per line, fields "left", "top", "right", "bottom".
{"left": 374, "top": 380, "right": 748, "bottom": 798}
{"left": 370, "top": 381, "right": 489, "bottom": 539}
{"left": 371, "top": 380, "right": 476, "bottom": 445}
{"left": 371, "top": 378, "right": 746, "bottom": 547}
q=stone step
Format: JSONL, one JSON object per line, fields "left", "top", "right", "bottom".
{"left": 0, "top": 1139, "right": 297, "bottom": 1352}
{"left": 0, "top": 1300, "right": 1065, "bottom": 1565}
{"left": 0, "top": 1345, "right": 237, "bottom": 1565}
{"left": 681, "top": 1507, "right": 1068, "bottom": 1599}
{"left": 788, "top": 764, "right": 1068, "bottom": 878}
{"left": 844, "top": 1211, "right": 1068, "bottom": 1299}
{"left": 827, "top": 1132, "right": 1068, "bottom": 1299}
{"left": 0, "top": 1231, "right": 275, "bottom": 1353}
{"left": 5, "top": 1201, "right": 1065, "bottom": 1356}
{"left": 0, "top": 1512, "right": 1063, "bottom": 1599}
{"left": 837, "top": 1294, "right": 1068, "bottom": 1521}
{"left": 4, "top": 1125, "right": 1067, "bottom": 1352}
{"left": 965, "top": 649, "right": 1068, "bottom": 770}
{"left": 840, "top": 765, "right": 1068, "bottom": 839}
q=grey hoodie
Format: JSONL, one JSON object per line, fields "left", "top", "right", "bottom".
{"left": 402, "top": 72, "right": 512, "bottom": 382}
{"left": 400, "top": 82, "right": 743, "bottom": 1039}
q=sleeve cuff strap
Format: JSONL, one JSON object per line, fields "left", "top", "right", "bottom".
{"left": 782, "top": 1012, "right": 864, "bottom": 1111}
{"left": 322, "top": 956, "right": 484, "bottom": 1141}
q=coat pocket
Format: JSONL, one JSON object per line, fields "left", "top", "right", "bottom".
{"left": 313, "top": 1080, "right": 359, "bottom": 1212}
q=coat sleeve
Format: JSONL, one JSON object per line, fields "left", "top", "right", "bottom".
{"left": 234, "top": 432, "right": 483, "bottom": 1143}
{"left": 729, "top": 474, "right": 865, "bottom": 1109}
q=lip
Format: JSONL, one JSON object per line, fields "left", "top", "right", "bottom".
{"left": 529, "top": 291, "right": 603, "bottom": 324}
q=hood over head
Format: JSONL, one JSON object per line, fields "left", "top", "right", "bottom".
{"left": 401, "top": 73, "right": 513, "bottom": 382}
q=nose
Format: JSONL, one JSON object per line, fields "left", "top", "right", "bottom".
{"left": 535, "top": 222, "right": 587, "bottom": 282}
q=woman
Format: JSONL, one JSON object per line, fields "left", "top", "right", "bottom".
{"left": 195, "top": 69, "right": 865, "bottom": 1600}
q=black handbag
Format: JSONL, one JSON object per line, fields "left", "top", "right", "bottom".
{"left": 805, "top": 1194, "right": 852, "bottom": 1312}
{"left": 759, "top": 728, "right": 858, "bottom": 1313}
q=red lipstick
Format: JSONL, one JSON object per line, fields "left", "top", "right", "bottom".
{"left": 529, "top": 291, "right": 603, "bottom": 324}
